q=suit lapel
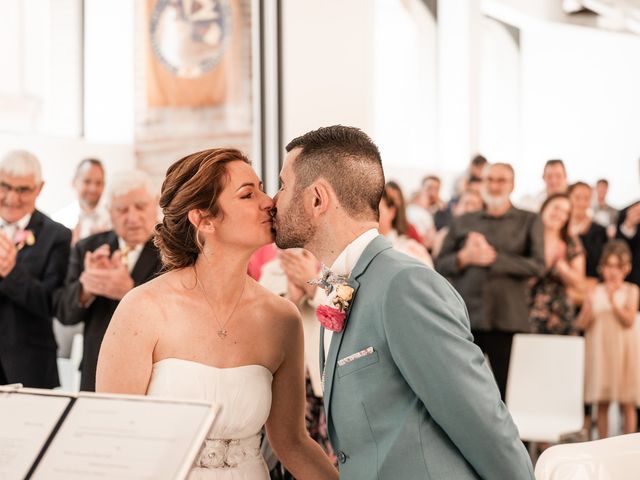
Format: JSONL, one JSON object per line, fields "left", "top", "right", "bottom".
{"left": 323, "top": 235, "right": 392, "bottom": 419}
{"left": 324, "top": 276, "right": 360, "bottom": 420}
{"left": 130, "top": 240, "right": 160, "bottom": 284}
{"left": 107, "top": 232, "right": 119, "bottom": 253}
{"left": 16, "top": 210, "right": 44, "bottom": 259}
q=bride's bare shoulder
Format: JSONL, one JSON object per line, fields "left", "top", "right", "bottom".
{"left": 249, "top": 277, "right": 301, "bottom": 326}
{"left": 115, "top": 270, "right": 181, "bottom": 319}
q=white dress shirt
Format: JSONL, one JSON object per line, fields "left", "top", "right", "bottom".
{"left": 53, "top": 201, "right": 111, "bottom": 240}
{"left": 323, "top": 228, "right": 379, "bottom": 360}
{"left": 0, "top": 213, "right": 32, "bottom": 242}
{"left": 118, "top": 238, "right": 144, "bottom": 272}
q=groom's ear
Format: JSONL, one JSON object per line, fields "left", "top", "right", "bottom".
{"left": 309, "top": 180, "right": 331, "bottom": 217}
{"left": 187, "top": 209, "right": 216, "bottom": 233}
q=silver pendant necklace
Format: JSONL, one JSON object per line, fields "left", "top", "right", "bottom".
{"left": 194, "top": 266, "right": 246, "bottom": 339}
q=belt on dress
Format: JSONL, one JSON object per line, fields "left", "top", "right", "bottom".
{"left": 195, "top": 434, "right": 261, "bottom": 469}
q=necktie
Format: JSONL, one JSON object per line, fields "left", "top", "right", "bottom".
{"left": 121, "top": 245, "right": 131, "bottom": 270}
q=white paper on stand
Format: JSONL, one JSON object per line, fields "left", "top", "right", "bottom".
{"left": 0, "top": 393, "right": 71, "bottom": 479}
{"left": 31, "top": 395, "right": 216, "bottom": 480}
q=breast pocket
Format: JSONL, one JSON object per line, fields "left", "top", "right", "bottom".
{"left": 337, "top": 347, "right": 379, "bottom": 377}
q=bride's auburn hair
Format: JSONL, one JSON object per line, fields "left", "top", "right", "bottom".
{"left": 154, "top": 148, "right": 250, "bottom": 270}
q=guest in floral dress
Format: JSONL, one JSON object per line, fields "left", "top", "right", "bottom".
{"left": 529, "top": 193, "right": 586, "bottom": 335}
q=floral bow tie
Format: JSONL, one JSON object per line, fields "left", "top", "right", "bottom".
{"left": 309, "top": 265, "right": 355, "bottom": 333}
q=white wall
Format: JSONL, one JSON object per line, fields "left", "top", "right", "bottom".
{"left": 519, "top": 22, "right": 640, "bottom": 207}
{"left": 84, "top": 0, "right": 135, "bottom": 144}
{"left": 281, "top": 0, "right": 375, "bottom": 142}
{"left": 0, "top": 133, "right": 135, "bottom": 216}
{"left": 478, "top": 17, "right": 521, "bottom": 168}
{"left": 373, "top": 0, "right": 437, "bottom": 197}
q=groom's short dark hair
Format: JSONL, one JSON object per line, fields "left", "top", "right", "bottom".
{"left": 286, "top": 125, "right": 385, "bottom": 220}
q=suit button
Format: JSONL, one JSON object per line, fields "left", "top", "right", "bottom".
{"left": 337, "top": 451, "right": 347, "bottom": 464}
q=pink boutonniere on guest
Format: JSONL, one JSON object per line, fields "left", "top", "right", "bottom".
{"left": 310, "top": 266, "right": 355, "bottom": 333}
{"left": 13, "top": 229, "right": 35, "bottom": 251}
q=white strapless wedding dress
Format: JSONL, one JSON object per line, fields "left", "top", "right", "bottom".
{"left": 147, "top": 358, "right": 272, "bottom": 479}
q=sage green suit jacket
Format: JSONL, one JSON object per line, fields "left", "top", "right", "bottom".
{"left": 320, "top": 236, "right": 534, "bottom": 479}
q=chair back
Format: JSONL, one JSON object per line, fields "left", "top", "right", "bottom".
{"left": 506, "top": 334, "right": 585, "bottom": 442}
{"left": 535, "top": 433, "right": 640, "bottom": 480}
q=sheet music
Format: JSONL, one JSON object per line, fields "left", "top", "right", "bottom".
{"left": 32, "top": 397, "right": 214, "bottom": 480}
{"left": 0, "top": 393, "right": 71, "bottom": 480}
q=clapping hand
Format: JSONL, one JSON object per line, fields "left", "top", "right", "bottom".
{"left": 79, "top": 244, "right": 134, "bottom": 302}
{"left": 0, "top": 232, "right": 17, "bottom": 277}
{"left": 280, "top": 248, "right": 320, "bottom": 298}
{"left": 623, "top": 203, "right": 640, "bottom": 229}
{"left": 459, "top": 232, "right": 496, "bottom": 267}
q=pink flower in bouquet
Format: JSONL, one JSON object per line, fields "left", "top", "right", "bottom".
{"left": 316, "top": 305, "right": 347, "bottom": 333}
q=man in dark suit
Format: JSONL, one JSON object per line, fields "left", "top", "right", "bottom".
{"left": 0, "top": 150, "right": 71, "bottom": 388}
{"left": 55, "top": 170, "right": 162, "bottom": 391}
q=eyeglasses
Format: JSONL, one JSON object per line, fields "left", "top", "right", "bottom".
{"left": 602, "top": 262, "right": 625, "bottom": 270}
{"left": 0, "top": 181, "right": 37, "bottom": 197}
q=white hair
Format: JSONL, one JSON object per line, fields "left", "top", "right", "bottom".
{"left": 0, "top": 150, "right": 43, "bottom": 183}
{"left": 107, "top": 169, "right": 155, "bottom": 202}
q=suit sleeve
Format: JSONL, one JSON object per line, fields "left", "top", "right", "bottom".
{"left": 0, "top": 227, "right": 71, "bottom": 318}
{"left": 54, "top": 239, "right": 91, "bottom": 325}
{"left": 490, "top": 214, "right": 545, "bottom": 278}
{"left": 382, "top": 267, "right": 535, "bottom": 480}
{"left": 617, "top": 207, "right": 640, "bottom": 243}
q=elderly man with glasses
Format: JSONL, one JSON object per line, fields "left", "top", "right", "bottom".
{"left": 0, "top": 150, "right": 71, "bottom": 388}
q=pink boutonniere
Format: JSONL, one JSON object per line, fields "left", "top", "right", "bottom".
{"left": 13, "top": 229, "right": 36, "bottom": 251}
{"left": 310, "top": 266, "right": 355, "bottom": 333}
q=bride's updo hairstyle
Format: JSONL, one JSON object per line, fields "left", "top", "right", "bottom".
{"left": 154, "top": 148, "right": 250, "bottom": 270}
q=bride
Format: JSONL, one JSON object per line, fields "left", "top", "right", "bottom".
{"left": 96, "top": 148, "right": 338, "bottom": 479}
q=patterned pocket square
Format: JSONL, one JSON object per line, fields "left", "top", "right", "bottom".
{"left": 338, "top": 347, "right": 375, "bottom": 367}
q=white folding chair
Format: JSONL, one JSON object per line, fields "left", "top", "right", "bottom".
{"left": 56, "top": 357, "right": 74, "bottom": 391}
{"left": 506, "top": 334, "right": 585, "bottom": 451}
{"left": 535, "top": 433, "right": 640, "bottom": 480}
{"left": 70, "top": 333, "right": 83, "bottom": 391}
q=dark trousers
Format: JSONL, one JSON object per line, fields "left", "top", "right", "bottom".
{"left": 0, "top": 361, "right": 7, "bottom": 385}
{"left": 472, "top": 330, "right": 515, "bottom": 401}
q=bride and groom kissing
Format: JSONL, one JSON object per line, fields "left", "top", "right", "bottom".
{"left": 95, "top": 126, "right": 535, "bottom": 479}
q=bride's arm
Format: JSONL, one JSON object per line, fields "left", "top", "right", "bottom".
{"left": 265, "top": 301, "right": 339, "bottom": 480}
{"left": 95, "top": 286, "right": 159, "bottom": 394}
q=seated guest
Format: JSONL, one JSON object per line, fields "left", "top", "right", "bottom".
{"left": 53, "top": 158, "right": 110, "bottom": 245}
{"left": 529, "top": 193, "right": 585, "bottom": 335}
{"left": 0, "top": 150, "right": 71, "bottom": 387}
{"left": 379, "top": 184, "right": 433, "bottom": 266}
{"left": 55, "top": 170, "right": 162, "bottom": 391}
{"left": 592, "top": 179, "right": 619, "bottom": 237}
{"left": 569, "top": 182, "right": 608, "bottom": 297}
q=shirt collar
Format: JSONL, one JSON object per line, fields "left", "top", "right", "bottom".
{"left": 330, "top": 228, "right": 379, "bottom": 277}
{"left": 482, "top": 205, "right": 517, "bottom": 219}
{"left": 118, "top": 237, "right": 145, "bottom": 254}
{"left": 1, "top": 213, "right": 32, "bottom": 231}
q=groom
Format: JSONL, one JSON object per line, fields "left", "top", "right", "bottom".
{"left": 272, "top": 126, "right": 534, "bottom": 479}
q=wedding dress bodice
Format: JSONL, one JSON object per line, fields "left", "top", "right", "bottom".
{"left": 147, "top": 358, "right": 272, "bottom": 479}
